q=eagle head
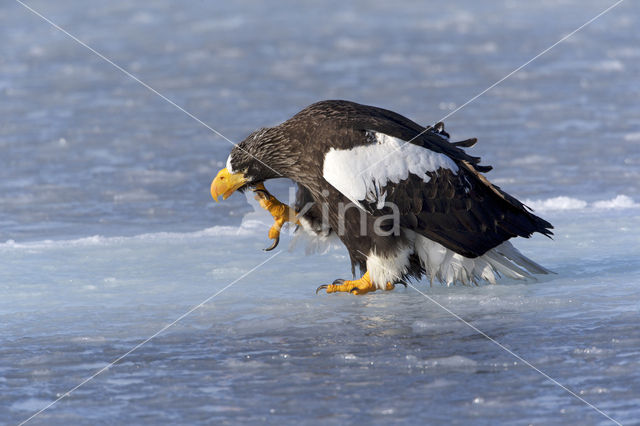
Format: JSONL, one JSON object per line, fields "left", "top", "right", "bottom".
{"left": 210, "top": 127, "right": 285, "bottom": 201}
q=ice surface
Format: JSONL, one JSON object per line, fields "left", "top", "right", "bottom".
{"left": 2, "top": 0, "right": 640, "bottom": 424}
{"left": 2, "top": 201, "right": 640, "bottom": 425}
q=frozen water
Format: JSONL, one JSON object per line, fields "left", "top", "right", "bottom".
{"left": 1, "top": 0, "right": 640, "bottom": 424}
{"left": 2, "top": 203, "right": 640, "bottom": 425}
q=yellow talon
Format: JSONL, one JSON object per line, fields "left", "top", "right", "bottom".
{"left": 253, "top": 183, "right": 299, "bottom": 250}
{"left": 268, "top": 224, "right": 282, "bottom": 240}
{"left": 317, "top": 271, "right": 395, "bottom": 295}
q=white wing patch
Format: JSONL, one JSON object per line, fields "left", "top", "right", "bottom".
{"left": 322, "top": 132, "right": 459, "bottom": 209}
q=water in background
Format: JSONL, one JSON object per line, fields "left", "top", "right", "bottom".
{"left": 1, "top": 1, "right": 640, "bottom": 424}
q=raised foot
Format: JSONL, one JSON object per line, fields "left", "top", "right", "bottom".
{"left": 316, "top": 271, "right": 401, "bottom": 295}
{"left": 253, "top": 183, "right": 298, "bottom": 251}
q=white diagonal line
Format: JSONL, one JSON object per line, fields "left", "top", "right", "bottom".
{"left": 19, "top": 250, "right": 283, "bottom": 426}
{"left": 431, "top": 0, "right": 626, "bottom": 131}
{"left": 15, "top": 0, "right": 282, "bottom": 178}
{"left": 357, "top": 0, "right": 626, "bottom": 180}
{"left": 407, "top": 283, "right": 621, "bottom": 425}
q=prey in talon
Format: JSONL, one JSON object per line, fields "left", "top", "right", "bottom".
{"left": 210, "top": 100, "right": 553, "bottom": 295}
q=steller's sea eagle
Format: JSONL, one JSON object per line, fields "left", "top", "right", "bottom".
{"left": 211, "top": 100, "right": 553, "bottom": 295}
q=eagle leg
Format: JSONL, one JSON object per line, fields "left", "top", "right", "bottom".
{"left": 316, "top": 271, "right": 395, "bottom": 295}
{"left": 252, "top": 183, "right": 299, "bottom": 251}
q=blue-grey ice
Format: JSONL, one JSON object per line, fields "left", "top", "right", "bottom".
{"left": 1, "top": 0, "right": 639, "bottom": 424}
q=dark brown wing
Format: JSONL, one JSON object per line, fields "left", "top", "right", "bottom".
{"left": 292, "top": 99, "right": 492, "bottom": 172}
{"left": 368, "top": 164, "right": 553, "bottom": 258}
{"left": 291, "top": 100, "right": 553, "bottom": 257}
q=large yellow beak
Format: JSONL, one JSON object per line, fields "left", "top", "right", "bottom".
{"left": 210, "top": 168, "right": 248, "bottom": 202}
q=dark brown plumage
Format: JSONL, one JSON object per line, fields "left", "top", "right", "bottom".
{"left": 226, "top": 100, "right": 553, "bottom": 286}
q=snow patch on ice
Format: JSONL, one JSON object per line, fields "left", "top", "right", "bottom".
{"left": 10, "top": 398, "right": 53, "bottom": 412}
{"left": 113, "top": 189, "right": 158, "bottom": 202}
{"left": 623, "top": 132, "right": 640, "bottom": 141}
{"left": 592, "top": 195, "right": 640, "bottom": 209}
{"left": 525, "top": 196, "right": 588, "bottom": 211}
{"left": 591, "top": 59, "right": 625, "bottom": 72}
{"left": 526, "top": 195, "right": 639, "bottom": 212}
{"left": 423, "top": 355, "right": 478, "bottom": 369}
{"left": 512, "top": 154, "right": 555, "bottom": 166}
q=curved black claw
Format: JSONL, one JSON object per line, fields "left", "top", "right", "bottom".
{"left": 263, "top": 235, "right": 279, "bottom": 251}
{"left": 396, "top": 280, "right": 408, "bottom": 287}
{"left": 253, "top": 188, "right": 271, "bottom": 199}
{"left": 316, "top": 278, "right": 346, "bottom": 294}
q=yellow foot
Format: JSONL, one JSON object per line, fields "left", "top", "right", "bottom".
{"left": 316, "top": 271, "right": 397, "bottom": 295}
{"left": 253, "top": 184, "right": 299, "bottom": 251}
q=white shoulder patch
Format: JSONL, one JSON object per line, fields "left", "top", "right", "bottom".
{"left": 322, "top": 132, "right": 458, "bottom": 209}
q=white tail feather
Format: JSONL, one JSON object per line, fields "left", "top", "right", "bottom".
{"left": 494, "top": 241, "right": 552, "bottom": 275}
{"left": 408, "top": 229, "right": 549, "bottom": 286}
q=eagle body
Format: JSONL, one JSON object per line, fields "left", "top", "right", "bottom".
{"left": 215, "top": 100, "right": 553, "bottom": 289}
